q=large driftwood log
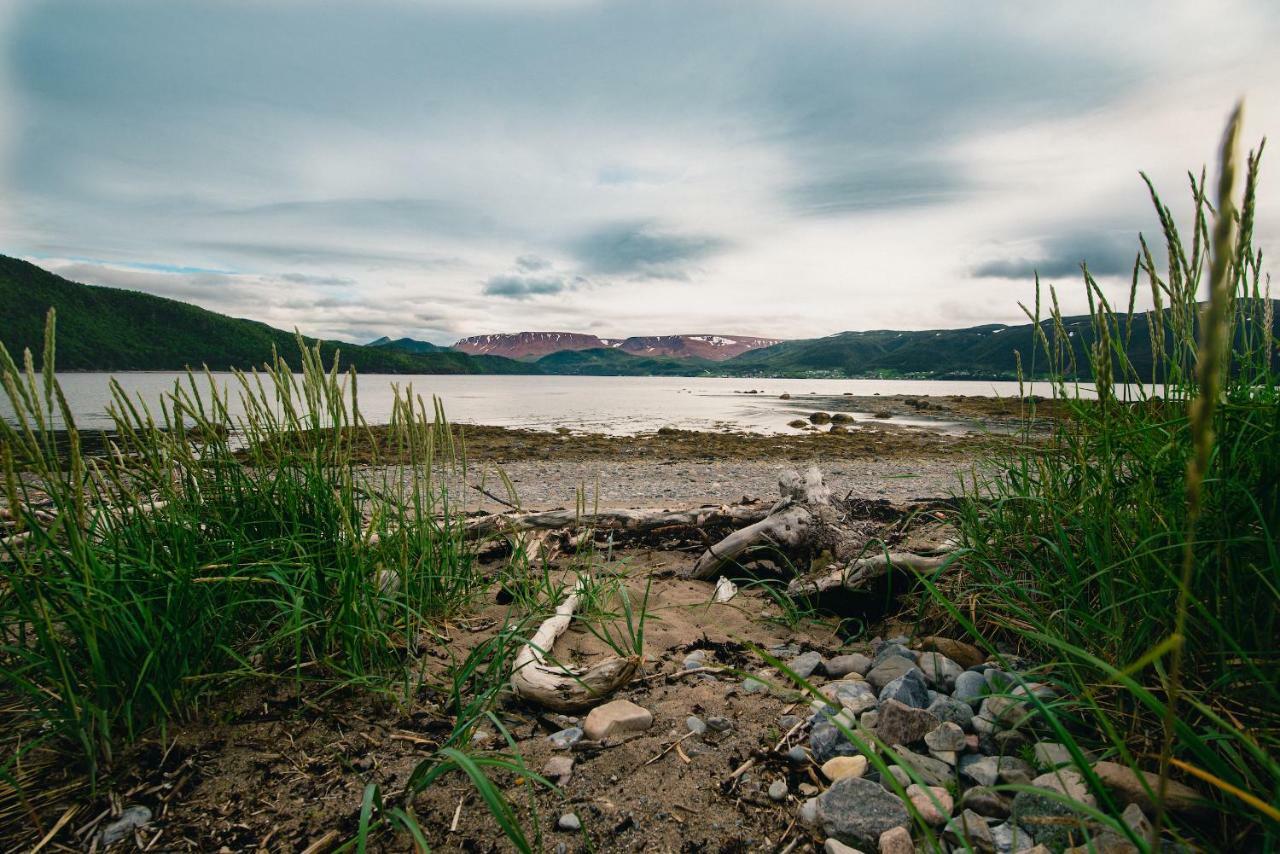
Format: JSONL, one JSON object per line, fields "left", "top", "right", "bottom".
{"left": 510, "top": 576, "right": 641, "bottom": 711}
{"left": 466, "top": 502, "right": 769, "bottom": 539}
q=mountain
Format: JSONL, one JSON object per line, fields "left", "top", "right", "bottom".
{"left": 368, "top": 336, "right": 445, "bottom": 354}
{"left": 0, "top": 255, "right": 530, "bottom": 374}
{"left": 534, "top": 347, "right": 716, "bottom": 376}
{"left": 453, "top": 331, "right": 781, "bottom": 361}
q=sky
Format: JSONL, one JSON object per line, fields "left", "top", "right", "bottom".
{"left": 1, "top": 1, "right": 1278, "bottom": 345}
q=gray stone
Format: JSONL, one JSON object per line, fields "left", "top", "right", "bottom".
{"left": 1030, "top": 768, "right": 1097, "bottom": 807}
{"left": 779, "top": 714, "right": 801, "bottom": 731}
{"left": 889, "top": 744, "right": 954, "bottom": 787}
{"left": 882, "top": 764, "right": 912, "bottom": 790}
{"left": 960, "top": 755, "right": 1007, "bottom": 787}
{"left": 985, "top": 668, "right": 1016, "bottom": 691}
{"left": 548, "top": 727, "right": 583, "bottom": 749}
{"left": 811, "top": 720, "right": 861, "bottom": 763}
{"left": 787, "top": 745, "right": 810, "bottom": 765}
{"left": 814, "top": 776, "right": 911, "bottom": 850}
{"left": 944, "top": 809, "right": 995, "bottom": 853}
{"left": 683, "top": 649, "right": 708, "bottom": 670}
{"left": 918, "top": 651, "right": 963, "bottom": 691}
{"left": 954, "top": 669, "right": 988, "bottom": 705}
{"left": 743, "top": 674, "right": 770, "bottom": 694}
{"left": 542, "top": 755, "right": 574, "bottom": 785}
{"left": 928, "top": 695, "right": 975, "bottom": 731}
{"left": 924, "top": 721, "right": 966, "bottom": 752}
{"left": 877, "top": 699, "right": 940, "bottom": 745}
{"left": 789, "top": 650, "right": 824, "bottom": 678}
{"left": 980, "top": 696, "right": 1031, "bottom": 729}
{"left": 823, "top": 653, "right": 872, "bottom": 678}
{"left": 962, "top": 786, "right": 1012, "bottom": 820}
{"left": 799, "top": 797, "right": 820, "bottom": 827}
{"left": 557, "top": 813, "right": 581, "bottom": 831}
{"left": 879, "top": 668, "right": 930, "bottom": 709}
{"left": 971, "top": 714, "right": 997, "bottom": 736}
{"left": 706, "top": 716, "right": 734, "bottom": 733}
{"left": 768, "top": 779, "right": 789, "bottom": 802}
{"left": 825, "top": 680, "right": 879, "bottom": 715}
{"left": 100, "top": 806, "right": 152, "bottom": 847}
{"left": 872, "top": 642, "right": 915, "bottom": 667}
{"left": 866, "top": 656, "right": 921, "bottom": 692}
{"left": 995, "top": 756, "right": 1036, "bottom": 785}
{"left": 992, "top": 729, "right": 1031, "bottom": 757}
{"left": 991, "top": 821, "right": 1036, "bottom": 854}
{"left": 686, "top": 716, "right": 707, "bottom": 735}
{"left": 1032, "top": 742, "right": 1076, "bottom": 769}
{"left": 1011, "top": 790, "right": 1091, "bottom": 851}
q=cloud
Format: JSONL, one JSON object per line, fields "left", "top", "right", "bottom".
{"left": 515, "top": 254, "right": 552, "bottom": 272}
{"left": 569, "top": 221, "right": 727, "bottom": 278}
{"left": 482, "top": 273, "right": 571, "bottom": 299}
{"left": 973, "top": 229, "right": 1142, "bottom": 281}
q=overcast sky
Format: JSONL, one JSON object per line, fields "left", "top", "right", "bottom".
{"left": 2, "top": 1, "right": 1278, "bottom": 345}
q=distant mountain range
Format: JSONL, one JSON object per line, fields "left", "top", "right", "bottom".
{"left": 8, "top": 255, "right": 1273, "bottom": 380}
{"left": 452, "top": 331, "right": 781, "bottom": 361}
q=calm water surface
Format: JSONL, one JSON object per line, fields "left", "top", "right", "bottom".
{"left": 4, "top": 373, "right": 1054, "bottom": 435}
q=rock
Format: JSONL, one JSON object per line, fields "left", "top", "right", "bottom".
{"left": 1064, "top": 831, "right": 1140, "bottom": 854}
{"left": 1120, "top": 802, "right": 1152, "bottom": 838}
{"left": 980, "top": 696, "right": 1033, "bottom": 729}
{"left": 882, "top": 764, "right": 912, "bottom": 789}
{"left": 779, "top": 714, "right": 801, "bottom": 730}
{"left": 1090, "top": 760, "right": 1204, "bottom": 814}
{"left": 814, "top": 777, "right": 911, "bottom": 850}
{"left": 866, "top": 656, "right": 921, "bottom": 692}
{"left": 927, "top": 695, "right": 975, "bottom": 731}
{"left": 906, "top": 783, "right": 953, "bottom": 826}
{"left": 991, "top": 822, "right": 1036, "bottom": 854}
{"left": 971, "top": 714, "right": 997, "bottom": 736}
{"left": 1030, "top": 768, "right": 1096, "bottom": 807}
{"left": 779, "top": 393, "right": 792, "bottom": 400}
{"left": 924, "top": 721, "right": 966, "bottom": 752}
{"left": 994, "top": 756, "right": 1035, "bottom": 786}
{"left": 800, "top": 782, "right": 820, "bottom": 796}
{"left": 824, "top": 653, "right": 873, "bottom": 678}
{"left": 960, "top": 755, "right": 1010, "bottom": 788}
{"left": 954, "top": 670, "right": 988, "bottom": 705}
{"left": 878, "top": 826, "right": 914, "bottom": 854}
{"left": 548, "top": 727, "right": 583, "bottom": 749}
{"left": 879, "top": 669, "right": 930, "bottom": 709}
{"left": 830, "top": 681, "right": 879, "bottom": 715}
{"left": 920, "top": 636, "right": 986, "bottom": 669}
{"left": 810, "top": 412, "right": 832, "bottom": 424}
{"left": 743, "top": 674, "right": 770, "bottom": 694}
{"left": 799, "top": 797, "right": 821, "bottom": 827}
{"left": 790, "top": 650, "right": 824, "bottom": 678}
{"left": 706, "top": 715, "right": 734, "bottom": 733}
{"left": 889, "top": 744, "right": 953, "bottom": 787}
{"left": 872, "top": 642, "right": 915, "bottom": 667}
{"left": 543, "top": 755, "right": 574, "bottom": 785}
{"left": 985, "top": 668, "right": 1015, "bottom": 691}
{"left": 918, "top": 652, "right": 963, "bottom": 691}
{"left": 787, "top": 745, "right": 810, "bottom": 765}
{"left": 789, "top": 419, "right": 809, "bottom": 429}
{"left": 557, "top": 813, "right": 581, "bottom": 831}
{"left": 583, "top": 699, "right": 653, "bottom": 741}
{"left": 945, "top": 809, "right": 995, "bottom": 852}
{"left": 822, "top": 755, "right": 869, "bottom": 782}
{"left": 686, "top": 716, "right": 707, "bottom": 736}
{"left": 1011, "top": 790, "right": 1091, "bottom": 851}
{"left": 831, "top": 412, "right": 856, "bottom": 424}
{"left": 930, "top": 750, "right": 958, "bottom": 766}
{"left": 992, "top": 729, "right": 1030, "bottom": 757}
{"left": 811, "top": 720, "right": 860, "bottom": 764}
{"left": 877, "top": 700, "right": 940, "bottom": 745}
{"left": 859, "top": 710, "right": 879, "bottom": 729}
{"left": 1016, "top": 847, "right": 1053, "bottom": 854}
{"left": 769, "top": 779, "right": 789, "bottom": 802}
{"left": 962, "top": 786, "right": 1012, "bottom": 820}
{"left": 100, "top": 806, "right": 152, "bottom": 847}
{"left": 683, "top": 649, "right": 709, "bottom": 670}
{"left": 1032, "top": 742, "right": 1077, "bottom": 769}
{"left": 824, "top": 839, "right": 865, "bottom": 854}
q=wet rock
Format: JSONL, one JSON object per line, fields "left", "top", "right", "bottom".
{"left": 810, "top": 412, "right": 832, "bottom": 424}
{"left": 878, "top": 826, "right": 914, "bottom": 854}
{"left": 100, "top": 806, "right": 152, "bottom": 847}
{"left": 865, "top": 656, "right": 920, "bottom": 693}
{"left": 927, "top": 695, "right": 975, "bottom": 731}
{"left": 953, "top": 670, "right": 988, "bottom": 706}
{"left": 821, "top": 755, "right": 868, "bottom": 782}
{"left": 543, "top": 756, "right": 574, "bottom": 785}
{"left": 918, "top": 652, "right": 963, "bottom": 692}
{"left": 889, "top": 744, "right": 953, "bottom": 787}
{"left": 920, "top": 636, "right": 986, "bottom": 669}
{"left": 1090, "top": 760, "right": 1204, "bottom": 814}
{"left": 877, "top": 699, "right": 940, "bottom": 745}
{"left": 583, "top": 699, "right": 653, "bottom": 741}
{"left": 557, "top": 813, "right": 581, "bottom": 831}
{"left": 769, "top": 779, "right": 789, "bottom": 802}
{"left": 790, "top": 650, "right": 824, "bottom": 679}
{"left": 824, "top": 653, "right": 873, "bottom": 678}
{"left": 878, "top": 669, "right": 930, "bottom": 709}
{"left": 814, "top": 776, "right": 911, "bottom": 850}
{"left": 549, "top": 727, "right": 584, "bottom": 749}
{"left": 906, "top": 783, "right": 953, "bottom": 826}
{"left": 924, "top": 721, "right": 966, "bottom": 752}
{"left": 944, "top": 809, "right": 995, "bottom": 852}
{"left": 961, "top": 786, "right": 1012, "bottom": 820}
{"left": 991, "top": 821, "right": 1036, "bottom": 854}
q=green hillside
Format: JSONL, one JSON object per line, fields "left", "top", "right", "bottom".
{"left": 368, "top": 336, "right": 446, "bottom": 354}
{"left": 0, "top": 255, "right": 530, "bottom": 374}
{"left": 535, "top": 347, "right": 716, "bottom": 376}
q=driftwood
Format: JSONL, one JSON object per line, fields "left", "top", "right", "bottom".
{"left": 510, "top": 576, "right": 641, "bottom": 711}
{"left": 466, "top": 502, "right": 769, "bottom": 539}
{"left": 787, "top": 551, "right": 952, "bottom": 597}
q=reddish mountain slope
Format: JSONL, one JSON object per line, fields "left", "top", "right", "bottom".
{"left": 617, "top": 334, "right": 782, "bottom": 361}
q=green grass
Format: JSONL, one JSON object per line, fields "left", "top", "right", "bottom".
{"left": 928, "top": 106, "right": 1279, "bottom": 849}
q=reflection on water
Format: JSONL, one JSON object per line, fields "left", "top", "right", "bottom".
{"left": 3, "top": 373, "right": 1069, "bottom": 436}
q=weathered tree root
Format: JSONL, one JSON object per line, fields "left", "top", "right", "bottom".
{"left": 510, "top": 576, "right": 641, "bottom": 711}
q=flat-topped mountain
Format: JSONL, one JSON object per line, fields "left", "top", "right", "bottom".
{"left": 453, "top": 332, "right": 781, "bottom": 361}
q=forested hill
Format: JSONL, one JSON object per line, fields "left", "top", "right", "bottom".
{"left": 0, "top": 256, "right": 529, "bottom": 374}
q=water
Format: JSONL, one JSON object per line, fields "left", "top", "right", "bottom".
{"left": 4, "top": 373, "right": 1050, "bottom": 435}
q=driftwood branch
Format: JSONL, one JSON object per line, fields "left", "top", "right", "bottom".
{"left": 787, "top": 551, "right": 952, "bottom": 596}
{"left": 467, "top": 501, "right": 769, "bottom": 539}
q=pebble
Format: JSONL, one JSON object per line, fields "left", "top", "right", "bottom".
{"left": 799, "top": 782, "right": 820, "bottom": 796}
{"left": 991, "top": 821, "right": 1036, "bottom": 854}
{"left": 953, "top": 670, "right": 988, "bottom": 705}
{"left": 1032, "top": 742, "right": 1076, "bottom": 768}
{"left": 787, "top": 745, "right": 810, "bottom": 764}
{"left": 917, "top": 651, "right": 963, "bottom": 691}
{"left": 543, "top": 755, "right": 574, "bottom": 785}
{"left": 924, "top": 721, "right": 966, "bottom": 752}
{"left": 920, "top": 636, "right": 986, "bottom": 669}
{"left": 859, "top": 710, "right": 879, "bottom": 729}
{"left": 823, "top": 653, "right": 872, "bottom": 678}
{"left": 906, "top": 783, "right": 953, "bottom": 826}
{"left": 706, "top": 716, "right": 734, "bottom": 733}
{"left": 583, "top": 699, "right": 653, "bottom": 741}
{"left": 960, "top": 754, "right": 1012, "bottom": 788}
{"left": 789, "top": 650, "right": 824, "bottom": 678}
{"left": 877, "top": 826, "right": 914, "bottom": 854}
{"left": 742, "top": 674, "right": 770, "bottom": 694}
{"left": 876, "top": 699, "right": 940, "bottom": 745}
{"left": 872, "top": 642, "right": 914, "bottom": 666}
{"left": 961, "top": 785, "right": 1012, "bottom": 819}
{"left": 686, "top": 716, "right": 707, "bottom": 736}
{"left": 100, "top": 806, "right": 152, "bottom": 847}
{"left": 810, "top": 719, "right": 860, "bottom": 763}
{"left": 866, "top": 656, "right": 920, "bottom": 692}
{"left": 813, "top": 776, "right": 910, "bottom": 850}
{"left": 779, "top": 714, "right": 801, "bottom": 730}
{"left": 888, "top": 745, "right": 953, "bottom": 787}
{"left": 557, "top": 813, "right": 581, "bottom": 831}
{"left": 821, "top": 755, "right": 868, "bottom": 781}
{"left": 1030, "top": 768, "right": 1096, "bottom": 806}
{"left": 548, "top": 727, "right": 583, "bottom": 749}
{"left": 768, "top": 779, "right": 789, "bottom": 802}
{"left": 683, "top": 649, "right": 709, "bottom": 670}
{"left": 944, "top": 809, "right": 995, "bottom": 852}
{"left": 878, "top": 669, "right": 930, "bottom": 709}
